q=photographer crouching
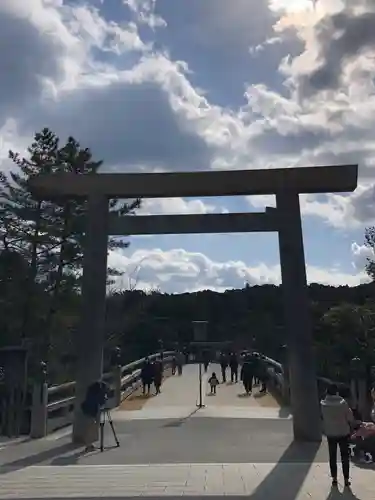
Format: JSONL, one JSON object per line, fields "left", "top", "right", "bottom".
{"left": 80, "top": 380, "right": 109, "bottom": 452}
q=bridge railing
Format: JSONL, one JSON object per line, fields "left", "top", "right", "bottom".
{"left": 30, "top": 351, "right": 176, "bottom": 438}
{"left": 261, "top": 355, "right": 351, "bottom": 406}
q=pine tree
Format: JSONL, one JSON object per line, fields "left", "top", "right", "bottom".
{"left": 0, "top": 128, "right": 141, "bottom": 365}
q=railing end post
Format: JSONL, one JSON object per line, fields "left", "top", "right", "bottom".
{"left": 112, "top": 347, "right": 122, "bottom": 407}
{"left": 30, "top": 361, "right": 48, "bottom": 438}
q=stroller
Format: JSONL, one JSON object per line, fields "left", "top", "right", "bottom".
{"left": 350, "top": 417, "right": 375, "bottom": 464}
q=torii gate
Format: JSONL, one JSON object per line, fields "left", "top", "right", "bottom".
{"left": 29, "top": 164, "right": 358, "bottom": 442}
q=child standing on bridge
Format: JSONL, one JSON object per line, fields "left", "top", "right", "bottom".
{"left": 208, "top": 372, "right": 219, "bottom": 395}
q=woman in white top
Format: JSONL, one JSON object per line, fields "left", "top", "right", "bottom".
{"left": 321, "top": 383, "right": 354, "bottom": 488}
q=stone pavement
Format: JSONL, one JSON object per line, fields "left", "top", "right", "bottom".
{"left": 114, "top": 363, "right": 286, "bottom": 421}
{"left": 0, "top": 462, "right": 373, "bottom": 498}
{"left": 0, "top": 363, "right": 373, "bottom": 498}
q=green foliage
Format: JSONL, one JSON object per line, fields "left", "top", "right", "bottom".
{"left": 321, "top": 302, "right": 375, "bottom": 376}
{"left": 106, "top": 283, "right": 375, "bottom": 382}
{"left": 0, "top": 128, "right": 141, "bottom": 380}
{"left": 364, "top": 227, "right": 375, "bottom": 280}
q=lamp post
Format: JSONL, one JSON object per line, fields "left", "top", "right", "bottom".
{"left": 192, "top": 321, "right": 208, "bottom": 409}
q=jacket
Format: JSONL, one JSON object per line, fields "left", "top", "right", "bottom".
{"left": 240, "top": 361, "right": 254, "bottom": 381}
{"left": 81, "top": 381, "right": 109, "bottom": 417}
{"left": 321, "top": 395, "right": 354, "bottom": 437}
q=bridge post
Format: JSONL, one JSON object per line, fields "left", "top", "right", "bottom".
{"left": 276, "top": 191, "right": 322, "bottom": 442}
{"left": 30, "top": 361, "right": 48, "bottom": 438}
{"left": 112, "top": 347, "right": 122, "bottom": 408}
{"left": 72, "top": 195, "right": 109, "bottom": 444}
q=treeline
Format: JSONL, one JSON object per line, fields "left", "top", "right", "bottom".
{"left": 110, "top": 282, "right": 375, "bottom": 382}
{"left": 1, "top": 128, "right": 375, "bottom": 385}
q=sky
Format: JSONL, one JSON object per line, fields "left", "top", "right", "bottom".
{"left": 1, "top": 0, "right": 375, "bottom": 293}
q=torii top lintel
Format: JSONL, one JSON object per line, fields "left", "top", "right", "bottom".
{"left": 28, "top": 164, "right": 358, "bottom": 199}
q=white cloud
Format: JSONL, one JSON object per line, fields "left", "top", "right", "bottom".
{"left": 139, "top": 198, "right": 216, "bottom": 215}
{"left": 1, "top": 0, "right": 375, "bottom": 298}
{"left": 239, "top": 0, "right": 375, "bottom": 228}
{"left": 351, "top": 241, "right": 373, "bottom": 271}
{"left": 246, "top": 192, "right": 357, "bottom": 229}
{"left": 1, "top": 0, "right": 375, "bottom": 234}
{"left": 123, "top": 0, "right": 166, "bottom": 29}
{"left": 108, "top": 247, "right": 368, "bottom": 294}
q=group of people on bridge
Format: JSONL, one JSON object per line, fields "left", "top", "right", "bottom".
{"left": 140, "top": 356, "right": 164, "bottom": 396}
{"left": 204, "top": 350, "right": 269, "bottom": 396}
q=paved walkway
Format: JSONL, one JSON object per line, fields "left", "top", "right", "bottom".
{"left": 115, "top": 363, "right": 287, "bottom": 420}
{"left": 0, "top": 462, "right": 373, "bottom": 498}
{"left": 0, "top": 363, "right": 373, "bottom": 498}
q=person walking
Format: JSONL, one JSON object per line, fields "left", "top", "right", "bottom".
{"left": 321, "top": 384, "right": 354, "bottom": 488}
{"left": 229, "top": 352, "right": 239, "bottom": 383}
{"left": 240, "top": 356, "right": 254, "bottom": 395}
{"left": 203, "top": 351, "right": 210, "bottom": 373}
{"left": 153, "top": 357, "right": 163, "bottom": 394}
{"left": 219, "top": 352, "right": 228, "bottom": 383}
{"left": 171, "top": 355, "right": 177, "bottom": 375}
{"left": 141, "top": 358, "right": 153, "bottom": 395}
{"left": 252, "top": 353, "right": 267, "bottom": 393}
{"left": 208, "top": 372, "right": 219, "bottom": 395}
{"left": 176, "top": 351, "right": 184, "bottom": 375}
{"left": 258, "top": 357, "right": 268, "bottom": 393}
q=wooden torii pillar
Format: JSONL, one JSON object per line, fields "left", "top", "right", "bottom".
{"left": 29, "top": 164, "right": 358, "bottom": 442}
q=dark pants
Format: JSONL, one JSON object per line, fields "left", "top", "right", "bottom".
{"left": 142, "top": 381, "right": 151, "bottom": 394}
{"left": 154, "top": 378, "right": 162, "bottom": 394}
{"left": 177, "top": 364, "right": 182, "bottom": 375}
{"left": 204, "top": 362, "right": 209, "bottom": 372}
{"left": 221, "top": 366, "right": 227, "bottom": 383}
{"left": 230, "top": 366, "right": 238, "bottom": 383}
{"left": 327, "top": 435, "right": 350, "bottom": 480}
{"left": 259, "top": 379, "right": 267, "bottom": 392}
{"left": 210, "top": 384, "right": 217, "bottom": 394}
{"left": 243, "top": 378, "right": 253, "bottom": 394}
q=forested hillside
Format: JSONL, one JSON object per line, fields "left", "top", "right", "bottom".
{"left": 1, "top": 129, "right": 375, "bottom": 385}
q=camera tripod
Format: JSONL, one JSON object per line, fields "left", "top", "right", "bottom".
{"left": 99, "top": 407, "right": 120, "bottom": 452}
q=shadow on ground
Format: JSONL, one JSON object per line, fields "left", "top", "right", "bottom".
{"left": 162, "top": 408, "right": 200, "bottom": 429}
{"left": 279, "top": 406, "right": 291, "bottom": 418}
{"left": 0, "top": 438, "right": 363, "bottom": 498}
{"left": 253, "top": 391, "right": 266, "bottom": 398}
{"left": 266, "top": 385, "right": 292, "bottom": 418}
{"left": 129, "top": 394, "right": 155, "bottom": 401}
{"left": 0, "top": 442, "right": 80, "bottom": 475}
{"left": 17, "top": 442, "right": 361, "bottom": 500}
{"left": 18, "top": 494, "right": 362, "bottom": 500}
{"left": 248, "top": 440, "right": 360, "bottom": 499}
{"left": 19, "top": 496, "right": 361, "bottom": 500}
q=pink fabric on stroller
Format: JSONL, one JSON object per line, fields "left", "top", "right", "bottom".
{"left": 350, "top": 422, "right": 375, "bottom": 463}
{"left": 351, "top": 422, "right": 375, "bottom": 440}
